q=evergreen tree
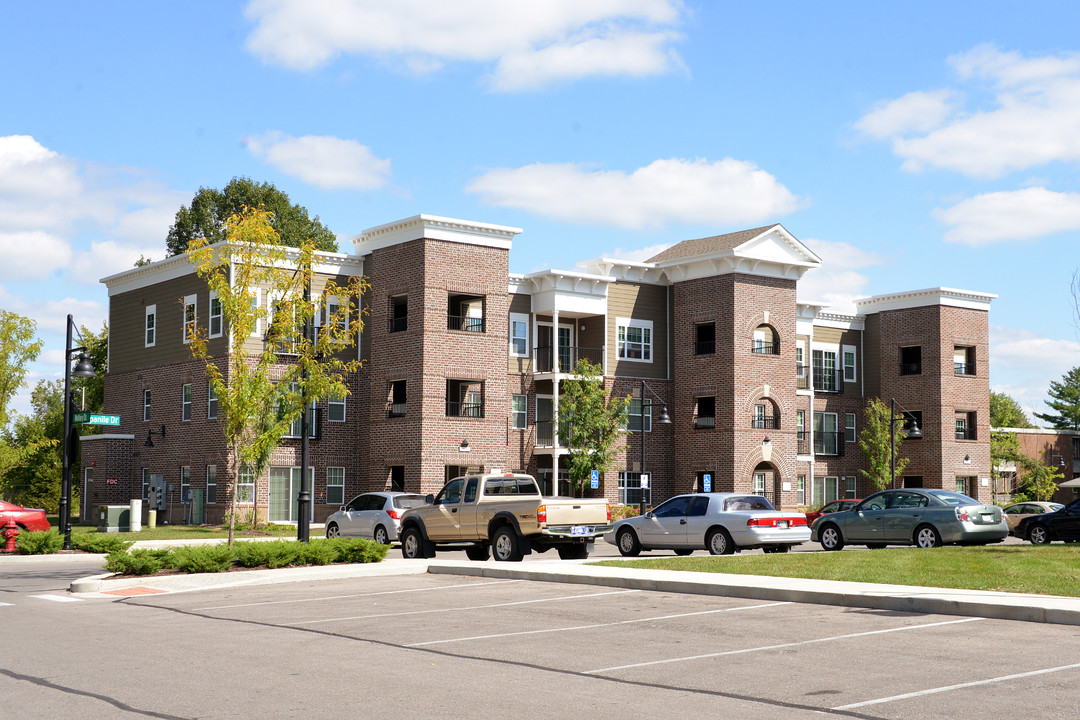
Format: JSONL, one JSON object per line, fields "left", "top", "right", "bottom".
{"left": 1034, "top": 366, "right": 1080, "bottom": 430}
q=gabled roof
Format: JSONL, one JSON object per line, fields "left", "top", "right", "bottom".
{"left": 647, "top": 225, "right": 780, "bottom": 263}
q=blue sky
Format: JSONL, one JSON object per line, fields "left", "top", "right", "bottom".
{"left": 3, "top": 1, "right": 1079, "bottom": 424}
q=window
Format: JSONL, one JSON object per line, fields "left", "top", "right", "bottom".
{"left": 143, "top": 389, "right": 151, "bottom": 421}
{"left": 797, "top": 474, "right": 806, "bottom": 505}
{"left": 813, "top": 476, "right": 839, "bottom": 506}
{"left": 447, "top": 380, "right": 484, "bottom": 417}
{"left": 797, "top": 410, "right": 808, "bottom": 454}
{"left": 796, "top": 342, "right": 807, "bottom": 388}
{"left": 814, "top": 412, "right": 839, "bottom": 455}
{"left": 237, "top": 466, "right": 254, "bottom": 504}
{"left": 389, "top": 295, "right": 408, "bottom": 333}
{"left": 695, "top": 322, "right": 715, "bottom": 355}
{"left": 509, "top": 313, "right": 529, "bottom": 356}
{"left": 207, "top": 383, "right": 218, "bottom": 419}
{"left": 626, "top": 398, "right": 652, "bottom": 432}
{"left": 183, "top": 294, "right": 197, "bottom": 344}
{"left": 900, "top": 346, "right": 922, "bottom": 375}
{"left": 145, "top": 305, "right": 156, "bottom": 347}
{"left": 956, "top": 411, "right": 976, "bottom": 441}
{"left": 180, "top": 466, "right": 190, "bottom": 504}
{"left": 182, "top": 384, "right": 192, "bottom": 422}
{"left": 954, "top": 345, "right": 976, "bottom": 375}
{"left": 845, "top": 412, "right": 856, "bottom": 443}
{"left": 752, "top": 326, "right": 779, "bottom": 355}
{"left": 753, "top": 473, "right": 766, "bottom": 495}
{"left": 448, "top": 293, "right": 485, "bottom": 332}
{"left": 206, "top": 465, "right": 217, "bottom": 504}
{"left": 813, "top": 348, "right": 840, "bottom": 392}
{"left": 695, "top": 396, "right": 715, "bottom": 429}
{"left": 752, "top": 403, "right": 778, "bottom": 429}
{"left": 388, "top": 380, "right": 406, "bottom": 417}
{"left": 327, "top": 467, "right": 345, "bottom": 506}
{"left": 328, "top": 393, "right": 346, "bottom": 423}
{"left": 511, "top": 394, "right": 527, "bottom": 430}
{"left": 325, "top": 295, "right": 348, "bottom": 337}
{"left": 249, "top": 289, "right": 261, "bottom": 337}
{"left": 287, "top": 401, "right": 316, "bottom": 438}
{"left": 209, "top": 292, "right": 222, "bottom": 338}
{"left": 616, "top": 318, "right": 652, "bottom": 362}
{"left": 268, "top": 292, "right": 301, "bottom": 354}
{"left": 142, "top": 468, "right": 150, "bottom": 500}
{"left": 390, "top": 465, "right": 404, "bottom": 492}
{"left": 844, "top": 476, "right": 857, "bottom": 499}
{"left": 843, "top": 345, "right": 856, "bottom": 382}
{"left": 618, "top": 471, "right": 650, "bottom": 506}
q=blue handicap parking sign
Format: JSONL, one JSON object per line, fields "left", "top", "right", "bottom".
{"left": 703, "top": 473, "right": 711, "bottom": 492}
{"left": 590, "top": 469, "right": 599, "bottom": 489}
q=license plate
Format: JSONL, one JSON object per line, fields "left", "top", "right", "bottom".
{"left": 981, "top": 513, "right": 993, "bottom": 522}
{"left": 778, "top": 520, "right": 788, "bottom": 529}
{"left": 571, "top": 526, "right": 589, "bottom": 536}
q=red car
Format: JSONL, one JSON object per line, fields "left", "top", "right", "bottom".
{"left": 0, "top": 500, "right": 51, "bottom": 533}
{"left": 805, "top": 499, "right": 861, "bottom": 525}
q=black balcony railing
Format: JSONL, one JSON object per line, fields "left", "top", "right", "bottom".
{"left": 954, "top": 362, "right": 975, "bottom": 375}
{"left": 536, "top": 420, "right": 554, "bottom": 446}
{"left": 752, "top": 416, "right": 780, "bottom": 430}
{"left": 446, "top": 400, "right": 484, "bottom": 418}
{"left": 752, "top": 341, "right": 780, "bottom": 355}
{"left": 813, "top": 431, "right": 844, "bottom": 456}
{"left": 387, "top": 402, "right": 406, "bottom": 418}
{"left": 388, "top": 316, "right": 408, "bottom": 333}
{"left": 695, "top": 340, "right": 715, "bottom": 355}
{"left": 900, "top": 362, "right": 921, "bottom": 376}
{"left": 796, "top": 364, "right": 809, "bottom": 389}
{"left": 534, "top": 345, "right": 604, "bottom": 373}
{"left": 694, "top": 415, "right": 716, "bottom": 429}
{"left": 797, "top": 431, "right": 809, "bottom": 454}
{"left": 813, "top": 368, "right": 844, "bottom": 394}
{"left": 956, "top": 427, "right": 976, "bottom": 441}
{"left": 448, "top": 315, "right": 484, "bottom": 333}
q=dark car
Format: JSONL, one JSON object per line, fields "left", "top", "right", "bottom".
{"left": 805, "top": 499, "right": 862, "bottom": 524}
{"left": 1015, "top": 498, "right": 1080, "bottom": 544}
{"left": 0, "top": 499, "right": 51, "bottom": 533}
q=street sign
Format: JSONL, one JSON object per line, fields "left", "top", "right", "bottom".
{"left": 640, "top": 473, "right": 649, "bottom": 489}
{"left": 703, "top": 473, "right": 711, "bottom": 492}
{"left": 590, "top": 470, "right": 599, "bottom": 489}
{"left": 73, "top": 413, "right": 121, "bottom": 426}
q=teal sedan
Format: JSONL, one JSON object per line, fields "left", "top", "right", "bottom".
{"left": 811, "top": 489, "right": 1007, "bottom": 550}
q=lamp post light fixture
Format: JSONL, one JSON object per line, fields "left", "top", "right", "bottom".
{"left": 61, "top": 314, "right": 97, "bottom": 550}
{"left": 144, "top": 425, "right": 166, "bottom": 447}
{"left": 890, "top": 398, "right": 922, "bottom": 489}
{"left": 638, "top": 380, "right": 671, "bottom": 517}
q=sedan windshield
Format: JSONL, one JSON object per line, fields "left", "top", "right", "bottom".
{"left": 724, "top": 495, "right": 775, "bottom": 512}
{"left": 925, "top": 490, "right": 978, "bottom": 506}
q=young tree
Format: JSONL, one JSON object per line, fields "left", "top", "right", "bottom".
{"left": 1, "top": 380, "right": 63, "bottom": 508}
{"left": 857, "top": 398, "right": 912, "bottom": 491}
{"left": 168, "top": 177, "right": 338, "bottom": 256}
{"left": 556, "top": 359, "right": 629, "bottom": 497}
{"left": 1034, "top": 366, "right": 1080, "bottom": 430}
{"left": 989, "top": 391, "right": 1035, "bottom": 429}
{"left": 990, "top": 430, "right": 1023, "bottom": 497}
{"left": 1011, "top": 455, "right": 1064, "bottom": 502}
{"left": 0, "top": 309, "right": 43, "bottom": 431}
{"left": 186, "top": 206, "right": 365, "bottom": 544}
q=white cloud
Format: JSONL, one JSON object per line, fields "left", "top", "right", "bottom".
{"left": 990, "top": 324, "right": 1080, "bottom": 424}
{"left": 69, "top": 239, "right": 165, "bottom": 285}
{"left": 857, "top": 45, "right": 1080, "bottom": 178}
{"left": 466, "top": 157, "right": 803, "bottom": 229}
{"left": 934, "top": 187, "right": 1080, "bottom": 246}
{"left": 243, "top": 0, "right": 685, "bottom": 90}
{"left": 796, "top": 239, "right": 886, "bottom": 312}
{"left": 604, "top": 242, "right": 675, "bottom": 263}
{"left": 244, "top": 132, "right": 391, "bottom": 190}
{"left": 0, "top": 231, "right": 72, "bottom": 281}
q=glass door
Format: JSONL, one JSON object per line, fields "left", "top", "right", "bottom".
{"left": 268, "top": 467, "right": 314, "bottom": 523}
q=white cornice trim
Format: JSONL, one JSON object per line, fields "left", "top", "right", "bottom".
{"left": 352, "top": 214, "right": 522, "bottom": 254}
{"left": 855, "top": 287, "right": 997, "bottom": 314}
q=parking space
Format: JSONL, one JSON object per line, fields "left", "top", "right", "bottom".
{"left": 135, "top": 573, "right": 1080, "bottom": 718}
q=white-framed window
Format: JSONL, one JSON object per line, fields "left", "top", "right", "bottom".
{"left": 616, "top": 318, "right": 652, "bottom": 362}
{"left": 625, "top": 398, "right": 653, "bottom": 432}
{"left": 328, "top": 393, "right": 346, "bottom": 423}
{"left": 618, "top": 471, "right": 651, "bottom": 506}
{"left": 249, "top": 289, "right": 261, "bottom": 337}
{"left": 208, "top": 383, "right": 218, "bottom": 419}
{"left": 142, "top": 468, "right": 150, "bottom": 500}
{"left": 797, "top": 474, "right": 806, "bottom": 505}
{"left": 845, "top": 412, "right": 856, "bottom": 443}
{"left": 209, "top": 292, "right": 222, "bottom": 338}
{"left": 511, "top": 394, "right": 527, "bottom": 429}
{"left": 813, "top": 476, "right": 839, "bottom": 506}
{"left": 237, "top": 466, "right": 255, "bottom": 504}
{"left": 327, "top": 467, "right": 345, "bottom": 506}
{"left": 145, "top": 305, "right": 156, "bottom": 347}
{"left": 325, "top": 294, "right": 347, "bottom": 340}
{"left": 844, "top": 476, "right": 857, "bottom": 499}
{"left": 206, "top": 465, "right": 217, "bottom": 504}
{"left": 843, "top": 344, "right": 856, "bottom": 382}
{"left": 509, "top": 313, "right": 529, "bottom": 357}
{"left": 180, "top": 466, "right": 191, "bottom": 504}
{"left": 143, "top": 389, "right": 151, "bottom": 421}
{"left": 796, "top": 341, "right": 805, "bottom": 376}
{"left": 753, "top": 472, "right": 766, "bottom": 495}
{"left": 182, "top": 384, "right": 192, "bottom": 422}
{"left": 183, "top": 294, "right": 197, "bottom": 344}
{"left": 285, "top": 384, "right": 316, "bottom": 438}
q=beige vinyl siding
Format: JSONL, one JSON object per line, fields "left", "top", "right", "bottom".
{"left": 607, "top": 281, "right": 668, "bottom": 379}
{"left": 812, "top": 326, "right": 863, "bottom": 389}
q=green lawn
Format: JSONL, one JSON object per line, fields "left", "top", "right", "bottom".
{"left": 56, "top": 519, "right": 299, "bottom": 542}
{"left": 593, "top": 545, "right": 1080, "bottom": 597}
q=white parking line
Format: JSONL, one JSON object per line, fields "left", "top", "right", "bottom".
{"left": 195, "top": 579, "right": 523, "bottom": 611}
{"left": 0, "top": 602, "right": 12, "bottom": 607}
{"left": 406, "top": 601, "right": 792, "bottom": 647}
{"left": 585, "top": 617, "right": 984, "bottom": 674}
{"left": 30, "top": 594, "right": 83, "bottom": 603}
{"left": 292, "top": 589, "right": 640, "bottom": 625}
{"left": 833, "top": 662, "right": 1080, "bottom": 710}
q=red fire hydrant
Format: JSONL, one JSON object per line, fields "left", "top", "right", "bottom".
{"left": 1, "top": 519, "right": 19, "bottom": 554}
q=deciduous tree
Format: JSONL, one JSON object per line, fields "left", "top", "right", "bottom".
{"left": 990, "top": 391, "right": 1035, "bottom": 429}
{"left": 556, "top": 359, "right": 629, "bottom": 497}
{"left": 0, "top": 309, "right": 42, "bottom": 431}
{"left": 858, "top": 398, "right": 912, "bottom": 491}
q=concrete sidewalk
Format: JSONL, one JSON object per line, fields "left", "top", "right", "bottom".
{"left": 69, "top": 555, "right": 1080, "bottom": 626}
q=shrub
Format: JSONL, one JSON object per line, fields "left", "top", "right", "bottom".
{"left": 172, "top": 544, "right": 236, "bottom": 573}
{"left": 297, "top": 540, "right": 338, "bottom": 566}
{"left": 16, "top": 529, "right": 63, "bottom": 555}
{"left": 72, "top": 534, "right": 133, "bottom": 554}
{"left": 324, "top": 537, "right": 390, "bottom": 564}
{"left": 234, "top": 540, "right": 280, "bottom": 568}
{"left": 610, "top": 505, "right": 641, "bottom": 521}
{"left": 265, "top": 541, "right": 301, "bottom": 568}
{"left": 105, "top": 548, "right": 175, "bottom": 576}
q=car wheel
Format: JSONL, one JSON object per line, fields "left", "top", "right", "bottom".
{"left": 465, "top": 544, "right": 490, "bottom": 561}
{"left": 373, "top": 525, "right": 390, "bottom": 546}
{"left": 707, "top": 528, "right": 735, "bottom": 555}
{"left": 325, "top": 522, "right": 340, "bottom": 539}
{"left": 616, "top": 528, "right": 641, "bottom": 557}
{"left": 1028, "top": 525, "right": 1051, "bottom": 545}
{"left": 400, "top": 526, "right": 429, "bottom": 559}
{"left": 557, "top": 544, "right": 589, "bottom": 560}
{"left": 914, "top": 524, "right": 942, "bottom": 548}
{"left": 673, "top": 548, "right": 694, "bottom": 556}
{"left": 819, "top": 524, "right": 844, "bottom": 551}
{"left": 492, "top": 526, "right": 523, "bottom": 562}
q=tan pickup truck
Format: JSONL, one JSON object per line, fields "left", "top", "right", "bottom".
{"left": 398, "top": 472, "right": 612, "bottom": 561}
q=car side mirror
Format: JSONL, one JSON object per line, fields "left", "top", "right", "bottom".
{"left": 644, "top": 511, "right": 654, "bottom": 519}
{"left": 339, "top": 506, "right": 346, "bottom": 512}
{"left": 426, "top": 494, "right": 435, "bottom": 504}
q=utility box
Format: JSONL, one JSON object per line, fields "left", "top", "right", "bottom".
{"left": 97, "top": 505, "right": 131, "bottom": 533}
{"left": 192, "top": 489, "right": 205, "bottom": 525}
{"left": 149, "top": 475, "right": 166, "bottom": 511}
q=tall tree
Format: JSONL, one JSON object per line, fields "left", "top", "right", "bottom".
{"left": 989, "top": 391, "right": 1035, "bottom": 429}
{"left": 858, "top": 397, "right": 912, "bottom": 492}
{"left": 1034, "top": 366, "right": 1080, "bottom": 430}
{"left": 167, "top": 177, "right": 338, "bottom": 256}
{"left": 1, "top": 380, "right": 63, "bottom": 508}
{"left": 556, "top": 359, "right": 629, "bottom": 497}
{"left": 1011, "top": 455, "right": 1064, "bottom": 502}
{"left": 186, "top": 206, "right": 364, "bottom": 544}
{"left": 0, "top": 309, "right": 43, "bottom": 431}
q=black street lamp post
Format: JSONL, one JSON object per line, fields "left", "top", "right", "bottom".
{"left": 638, "top": 380, "right": 671, "bottom": 517}
{"left": 61, "top": 314, "right": 97, "bottom": 550}
{"left": 890, "top": 398, "right": 922, "bottom": 489}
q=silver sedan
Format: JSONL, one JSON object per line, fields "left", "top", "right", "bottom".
{"left": 604, "top": 493, "right": 811, "bottom": 556}
{"left": 325, "top": 492, "right": 429, "bottom": 544}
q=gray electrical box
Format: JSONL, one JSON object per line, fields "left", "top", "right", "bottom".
{"left": 149, "top": 474, "right": 166, "bottom": 511}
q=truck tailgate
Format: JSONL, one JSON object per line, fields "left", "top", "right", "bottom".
{"left": 542, "top": 498, "right": 609, "bottom": 526}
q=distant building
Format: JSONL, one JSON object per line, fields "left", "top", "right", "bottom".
{"left": 992, "top": 427, "right": 1080, "bottom": 503}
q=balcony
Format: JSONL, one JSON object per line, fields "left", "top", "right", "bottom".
{"left": 446, "top": 400, "right": 484, "bottom": 418}
{"left": 448, "top": 315, "right": 484, "bottom": 333}
{"left": 954, "top": 362, "right": 975, "bottom": 376}
{"left": 813, "top": 431, "right": 844, "bottom": 456}
{"left": 388, "top": 316, "right": 407, "bottom": 333}
{"left": 796, "top": 364, "right": 809, "bottom": 390}
{"left": 955, "top": 427, "right": 976, "bottom": 441}
{"left": 797, "top": 431, "right": 809, "bottom": 455}
{"left": 386, "top": 402, "right": 406, "bottom": 418}
{"left": 695, "top": 340, "right": 715, "bottom": 355}
{"left": 751, "top": 341, "right": 780, "bottom": 355}
{"left": 900, "top": 362, "right": 921, "bottom": 376}
{"left": 751, "top": 416, "right": 780, "bottom": 430}
{"left": 813, "top": 369, "right": 844, "bottom": 394}
{"left": 536, "top": 420, "right": 554, "bottom": 447}
{"left": 534, "top": 345, "right": 604, "bottom": 373}
{"left": 694, "top": 415, "right": 716, "bottom": 430}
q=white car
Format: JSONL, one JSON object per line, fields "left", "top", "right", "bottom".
{"left": 605, "top": 493, "right": 810, "bottom": 556}
{"left": 325, "top": 492, "right": 430, "bottom": 544}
